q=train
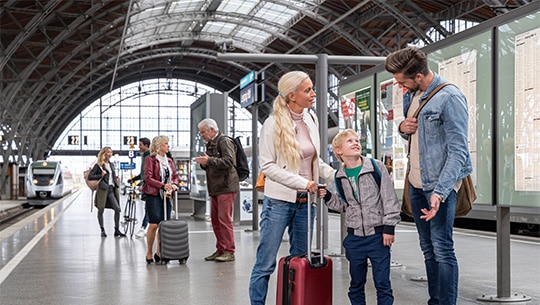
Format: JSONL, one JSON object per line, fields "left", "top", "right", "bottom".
{"left": 26, "top": 160, "right": 74, "bottom": 205}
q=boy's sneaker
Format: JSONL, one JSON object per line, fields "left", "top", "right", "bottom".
{"left": 135, "top": 228, "right": 146, "bottom": 238}
{"left": 215, "top": 252, "right": 235, "bottom": 262}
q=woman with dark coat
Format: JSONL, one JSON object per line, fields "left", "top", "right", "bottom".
{"left": 88, "top": 146, "right": 125, "bottom": 238}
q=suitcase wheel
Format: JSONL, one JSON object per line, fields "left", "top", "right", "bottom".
{"left": 179, "top": 258, "right": 187, "bottom": 264}
{"left": 160, "top": 259, "right": 169, "bottom": 265}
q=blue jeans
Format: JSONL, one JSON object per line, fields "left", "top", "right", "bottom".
{"left": 248, "top": 196, "right": 315, "bottom": 305}
{"left": 344, "top": 232, "right": 393, "bottom": 305}
{"left": 409, "top": 184, "right": 458, "bottom": 305}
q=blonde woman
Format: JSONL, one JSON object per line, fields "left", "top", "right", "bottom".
{"left": 141, "top": 135, "right": 179, "bottom": 264}
{"left": 248, "top": 71, "right": 335, "bottom": 305}
{"left": 87, "top": 146, "right": 125, "bottom": 237}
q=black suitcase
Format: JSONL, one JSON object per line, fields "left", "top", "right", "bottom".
{"left": 159, "top": 191, "right": 190, "bottom": 264}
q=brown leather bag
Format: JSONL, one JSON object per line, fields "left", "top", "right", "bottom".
{"left": 402, "top": 173, "right": 475, "bottom": 217}
{"left": 401, "top": 83, "right": 476, "bottom": 217}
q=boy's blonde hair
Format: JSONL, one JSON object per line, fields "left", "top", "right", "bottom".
{"left": 331, "top": 129, "right": 359, "bottom": 162}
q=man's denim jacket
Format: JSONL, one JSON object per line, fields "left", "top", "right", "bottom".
{"left": 400, "top": 73, "right": 473, "bottom": 201}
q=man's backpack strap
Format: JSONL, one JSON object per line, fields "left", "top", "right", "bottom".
{"left": 217, "top": 135, "right": 235, "bottom": 157}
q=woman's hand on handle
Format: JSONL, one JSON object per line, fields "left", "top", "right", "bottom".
{"left": 163, "top": 183, "right": 175, "bottom": 192}
{"left": 305, "top": 181, "right": 318, "bottom": 193}
{"left": 305, "top": 182, "right": 327, "bottom": 198}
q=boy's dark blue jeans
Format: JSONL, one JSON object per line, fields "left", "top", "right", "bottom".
{"left": 343, "top": 232, "right": 393, "bottom": 305}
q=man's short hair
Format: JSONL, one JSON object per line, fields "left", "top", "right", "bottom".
{"left": 198, "top": 118, "right": 220, "bottom": 131}
{"left": 384, "top": 47, "right": 429, "bottom": 79}
{"left": 139, "top": 137, "right": 150, "bottom": 147}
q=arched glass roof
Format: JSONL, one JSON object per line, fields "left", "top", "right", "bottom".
{"left": 125, "top": 0, "right": 313, "bottom": 53}
{"left": 0, "top": 0, "right": 530, "bottom": 168}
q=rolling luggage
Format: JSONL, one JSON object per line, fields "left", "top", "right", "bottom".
{"left": 159, "top": 191, "right": 190, "bottom": 264}
{"left": 276, "top": 189, "right": 333, "bottom": 305}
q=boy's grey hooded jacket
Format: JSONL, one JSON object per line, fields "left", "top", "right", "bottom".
{"left": 325, "top": 156, "right": 401, "bottom": 236}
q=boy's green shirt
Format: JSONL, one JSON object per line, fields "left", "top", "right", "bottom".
{"left": 344, "top": 165, "right": 362, "bottom": 201}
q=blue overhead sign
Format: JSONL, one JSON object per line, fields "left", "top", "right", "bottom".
{"left": 240, "top": 71, "right": 255, "bottom": 89}
{"left": 120, "top": 162, "right": 136, "bottom": 170}
{"left": 240, "top": 82, "right": 256, "bottom": 108}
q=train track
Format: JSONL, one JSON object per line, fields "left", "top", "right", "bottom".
{"left": 0, "top": 205, "right": 39, "bottom": 232}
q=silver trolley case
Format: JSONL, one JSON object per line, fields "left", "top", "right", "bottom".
{"left": 158, "top": 191, "right": 190, "bottom": 264}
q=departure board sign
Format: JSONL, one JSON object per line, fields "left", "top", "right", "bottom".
{"left": 240, "top": 82, "right": 256, "bottom": 108}
{"left": 123, "top": 136, "right": 137, "bottom": 146}
{"left": 240, "top": 70, "right": 257, "bottom": 108}
{"left": 68, "top": 135, "right": 79, "bottom": 145}
{"left": 68, "top": 135, "right": 87, "bottom": 145}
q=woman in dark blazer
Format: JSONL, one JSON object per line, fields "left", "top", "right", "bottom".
{"left": 88, "top": 146, "right": 125, "bottom": 237}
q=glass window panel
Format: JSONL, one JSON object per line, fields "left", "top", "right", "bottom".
{"left": 220, "top": 0, "right": 258, "bottom": 15}
{"left": 103, "top": 110, "right": 121, "bottom": 130}
{"left": 53, "top": 78, "right": 260, "bottom": 155}
{"left": 121, "top": 116, "right": 140, "bottom": 130}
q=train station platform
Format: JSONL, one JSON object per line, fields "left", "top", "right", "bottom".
{"left": 0, "top": 189, "right": 538, "bottom": 305}
{"left": 0, "top": 199, "right": 27, "bottom": 223}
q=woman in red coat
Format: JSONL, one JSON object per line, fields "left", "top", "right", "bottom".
{"left": 141, "top": 135, "right": 179, "bottom": 264}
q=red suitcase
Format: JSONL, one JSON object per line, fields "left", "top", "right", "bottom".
{"left": 276, "top": 190, "right": 333, "bottom": 305}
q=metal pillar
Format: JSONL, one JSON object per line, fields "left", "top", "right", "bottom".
{"left": 249, "top": 103, "right": 259, "bottom": 231}
{"left": 315, "top": 54, "right": 329, "bottom": 251}
{"left": 476, "top": 206, "right": 531, "bottom": 303}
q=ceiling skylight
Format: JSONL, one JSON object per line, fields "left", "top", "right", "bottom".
{"left": 123, "top": 0, "right": 315, "bottom": 53}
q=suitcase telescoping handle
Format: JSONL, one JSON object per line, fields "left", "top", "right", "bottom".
{"left": 163, "top": 190, "right": 178, "bottom": 221}
{"left": 306, "top": 184, "right": 326, "bottom": 265}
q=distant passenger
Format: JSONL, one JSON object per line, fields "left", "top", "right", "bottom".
{"left": 193, "top": 118, "right": 238, "bottom": 263}
{"left": 323, "top": 129, "right": 401, "bottom": 305}
{"left": 127, "top": 137, "right": 151, "bottom": 238}
{"left": 385, "top": 47, "right": 472, "bottom": 305}
{"left": 248, "top": 71, "right": 334, "bottom": 305}
{"left": 87, "top": 146, "right": 125, "bottom": 238}
{"left": 141, "top": 135, "right": 179, "bottom": 264}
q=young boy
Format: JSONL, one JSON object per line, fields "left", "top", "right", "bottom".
{"left": 322, "top": 129, "right": 401, "bottom": 305}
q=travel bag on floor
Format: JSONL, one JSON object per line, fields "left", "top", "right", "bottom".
{"left": 158, "top": 191, "right": 190, "bottom": 264}
{"left": 276, "top": 189, "right": 333, "bottom": 305}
